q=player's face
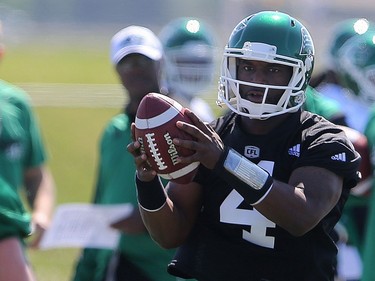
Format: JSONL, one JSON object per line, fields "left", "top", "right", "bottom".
{"left": 237, "top": 59, "right": 293, "bottom": 104}
{"left": 116, "top": 54, "right": 160, "bottom": 97}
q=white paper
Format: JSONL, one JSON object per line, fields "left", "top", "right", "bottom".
{"left": 40, "top": 203, "right": 133, "bottom": 250}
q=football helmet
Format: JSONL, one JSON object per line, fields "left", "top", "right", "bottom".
{"left": 329, "top": 18, "right": 371, "bottom": 66}
{"left": 159, "top": 17, "right": 216, "bottom": 98}
{"left": 338, "top": 31, "right": 375, "bottom": 103}
{"left": 217, "top": 11, "right": 314, "bottom": 119}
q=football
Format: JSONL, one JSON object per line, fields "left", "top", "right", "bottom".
{"left": 134, "top": 92, "right": 199, "bottom": 184}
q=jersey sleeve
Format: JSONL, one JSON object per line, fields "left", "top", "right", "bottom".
{"left": 295, "top": 123, "right": 361, "bottom": 189}
{"left": 9, "top": 89, "right": 47, "bottom": 168}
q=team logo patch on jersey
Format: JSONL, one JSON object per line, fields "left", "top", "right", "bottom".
{"left": 331, "top": 153, "right": 346, "bottom": 161}
{"left": 244, "top": 146, "right": 260, "bottom": 158}
{"left": 288, "top": 144, "right": 300, "bottom": 157}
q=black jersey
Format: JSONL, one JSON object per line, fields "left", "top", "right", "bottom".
{"left": 168, "top": 110, "right": 361, "bottom": 281}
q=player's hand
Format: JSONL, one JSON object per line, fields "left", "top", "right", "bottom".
{"left": 127, "top": 123, "right": 157, "bottom": 182}
{"left": 27, "top": 213, "right": 50, "bottom": 249}
{"left": 174, "top": 109, "right": 224, "bottom": 169}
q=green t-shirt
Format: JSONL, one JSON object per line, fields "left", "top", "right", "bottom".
{"left": 0, "top": 80, "right": 46, "bottom": 192}
{"left": 0, "top": 80, "right": 44, "bottom": 242}
{"left": 0, "top": 176, "right": 31, "bottom": 240}
{"left": 303, "top": 85, "right": 345, "bottom": 123}
{"left": 73, "top": 113, "right": 177, "bottom": 281}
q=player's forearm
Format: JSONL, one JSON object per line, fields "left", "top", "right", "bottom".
{"left": 136, "top": 176, "right": 193, "bottom": 248}
{"left": 255, "top": 167, "right": 342, "bottom": 236}
{"left": 25, "top": 167, "right": 55, "bottom": 226}
{"left": 34, "top": 170, "right": 55, "bottom": 219}
{"left": 140, "top": 199, "right": 191, "bottom": 249}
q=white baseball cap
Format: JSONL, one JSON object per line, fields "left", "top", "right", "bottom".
{"left": 110, "top": 25, "right": 163, "bottom": 65}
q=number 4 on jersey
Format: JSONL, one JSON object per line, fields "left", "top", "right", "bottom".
{"left": 220, "top": 161, "right": 276, "bottom": 248}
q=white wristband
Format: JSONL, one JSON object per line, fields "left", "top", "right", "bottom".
{"left": 224, "top": 148, "right": 269, "bottom": 190}
{"left": 214, "top": 147, "right": 274, "bottom": 205}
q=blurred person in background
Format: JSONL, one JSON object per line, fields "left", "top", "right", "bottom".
{"left": 321, "top": 24, "right": 375, "bottom": 281}
{"left": 303, "top": 85, "right": 348, "bottom": 126}
{"left": 71, "top": 25, "right": 183, "bottom": 281}
{"left": 159, "top": 17, "right": 217, "bottom": 122}
{"left": 343, "top": 30, "right": 375, "bottom": 281}
{"left": 309, "top": 18, "right": 375, "bottom": 279}
{"left": 310, "top": 18, "right": 374, "bottom": 133}
{"left": 302, "top": 19, "right": 375, "bottom": 128}
{"left": 0, "top": 19, "right": 55, "bottom": 280}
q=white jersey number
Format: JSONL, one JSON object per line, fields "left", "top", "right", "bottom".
{"left": 219, "top": 160, "right": 276, "bottom": 249}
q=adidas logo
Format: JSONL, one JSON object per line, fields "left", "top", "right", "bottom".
{"left": 288, "top": 144, "right": 300, "bottom": 157}
{"left": 331, "top": 153, "right": 346, "bottom": 162}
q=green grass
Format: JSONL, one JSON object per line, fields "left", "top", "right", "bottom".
{"left": 1, "top": 44, "right": 117, "bottom": 84}
{"left": 36, "top": 107, "right": 120, "bottom": 204}
{"left": 30, "top": 107, "right": 119, "bottom": 281}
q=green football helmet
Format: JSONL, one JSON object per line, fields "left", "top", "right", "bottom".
{"left": 338, "top": 31, "right": 375, "bottom": 103}
{"left": 159, "top": 17, "right": 216, "bottom": 98}
{"left": 329, "top": 18, "right": 371, "bottom": 66}
{"left": 217, "top": 11, "right": 315, "bottom": 119}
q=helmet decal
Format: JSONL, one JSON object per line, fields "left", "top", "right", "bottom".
{"left": 231, "top": 18, "right": 248, "bottom": 37}
{"left": 300, "top": 27, "right": 314, "bottom": 56}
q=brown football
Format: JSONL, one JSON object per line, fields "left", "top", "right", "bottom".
{"left": 134, "top": 92, "right": 199, "bottom": 184}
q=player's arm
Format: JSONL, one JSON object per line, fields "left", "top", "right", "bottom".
{"left": 140, "top": 179, "right": 203, "bottom": 248}
{"left": 24, "top": 165, "right": 56, "bottom": 248}
{"left": 127, "top": 123, "right": 203, "bottom": 249}
{"left": 0, "top": 237, "right": 37, "bottom": 281}
{"left": 255, "top": 166, "right": 343, "bottom": 236}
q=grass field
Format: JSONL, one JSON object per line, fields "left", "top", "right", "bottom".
{"left": 1, "top": 43, "right": 117, "bottom": 84}
{"left": 30, "top": 107, "right": 120, "bottom": 281}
